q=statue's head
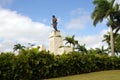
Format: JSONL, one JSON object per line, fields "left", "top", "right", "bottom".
{"left": 52, "top": 15, "right": 55, "bottom": 18}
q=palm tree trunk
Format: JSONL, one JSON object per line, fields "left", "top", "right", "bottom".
{"left": 110, "top": 26, "right": 115, "bottom": 56}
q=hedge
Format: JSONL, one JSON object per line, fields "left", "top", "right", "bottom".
{"left": 0, "top": 50, "right": 120, "bottom": 79}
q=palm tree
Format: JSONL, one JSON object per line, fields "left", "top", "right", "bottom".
{"left": 102, "top": 32, "right": 111, "bottom": 47}
{"left": 64, "top": 35, "right": 78, "bottom": 50}
{"left": 28, "top": 43, "right": 35, "bottom": 47}
{"left": 103, "top": 32, "right": 120, "bottom": 55}
{"left": 95, "top": 46, "right": 108, "bottom": 54}
{"left": 114, "top": 34, "right": 120, "bottom": 55}
{"left": 13, "top": 43, "right": 25, "bottom": 52}
{"left": 112, "top": 10, "right": 120, "bottom": 34}
{"left": 76, "top": 44, "right": 87, "bottom": 53}
{"left": 91, "top": 0, "right": 120, "bottom": 56}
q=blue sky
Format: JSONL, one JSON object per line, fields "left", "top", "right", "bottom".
{"left": 6, "top": 0, "right": 105, "bottom": 34}
{"left": 0, "top": 0, "right": 119, "bottom": 52}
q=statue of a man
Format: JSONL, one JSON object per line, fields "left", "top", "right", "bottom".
{"left": 52, "top": 15, "right": 58, "bottom": 31}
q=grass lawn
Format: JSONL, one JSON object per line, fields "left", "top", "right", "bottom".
{"left": 46, "top": 70, "right": 120, "bottom": 80}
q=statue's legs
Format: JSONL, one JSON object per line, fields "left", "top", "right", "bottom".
{"left": 53, "top": 23, "right": 58, "bottom": 31}
{"left": 54, "top": 26, "right": 58, "bottom": 31}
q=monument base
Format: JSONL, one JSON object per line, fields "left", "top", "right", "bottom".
{"left": 49, "top": 30, "right": 63, "bottom": 55}
{"left": 49, "top": 30, "right": 72, "bottom": 55}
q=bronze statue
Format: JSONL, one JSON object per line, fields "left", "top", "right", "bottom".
{"left": 52, "top": 15, "right": 58, "bottom": 31}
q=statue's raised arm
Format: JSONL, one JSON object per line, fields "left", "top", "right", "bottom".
{"left": 52, "top": 15, "right": 58, "bottom": 31}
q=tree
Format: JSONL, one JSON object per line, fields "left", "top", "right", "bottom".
{"left": 114, "top": 34, "right": 120, "bottom": 55}
{"left": 91, "top": 0, "right": 120, "bottom": 56}
{"left": 111, "top": 10, "right": 120, "bottom": 34}
{"left": 103, "top": 32, "right": 120, "bottom": 55}
{"left": 75, "top": 44, "right": 87, "bottom": 53}
{"left": 13, "top": 43, "right": 25, "bottom": 52}
{"left": 64, "top": 35, "right": 78, "bottom": 50}
{"left": 102, "top": 32, "right": 111, "bottom": 52}
{"left": 28, "top": 43, "right": 35, "bottom": 47}
{"left": 95, "top": 46, "right": 108, "bottom": 54}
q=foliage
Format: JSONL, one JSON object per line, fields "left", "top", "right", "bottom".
{"left": 14, "top": 49, "right": 55, "bottom": 79}
{"left": 103, "top": 32, "right": 120, "bottom": 55}
{"left": 91, "top": 0, "right": 120, "bottom": 56}
{"left": 114, "top": 34, "right": 120, "bottom": 54}
{"left": 103, "top": 32, "right": 111, "bottom": 46}
{"left": 63, "top": 35, "right": 88, "bottom": 53}
{"left": 75, "top": 44, "right": 87, "bottom": 53}
{"left": 13, "top": 43, "right": 25, "bottom": 52}
{"left": 0, "top": 52, "right": 16, "bottom": 80}
{"left": 64, "top": 35, "right": 78, "bottom": 50}
{"left": 91, "top": 0, "right": 120, "bottom": 29}
{"left": 95, "top": 46, "right": 108, "bottom": 54}
{"left": 0, "top": 49, "right": 120, "bottom": 79}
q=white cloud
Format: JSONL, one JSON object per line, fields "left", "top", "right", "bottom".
{"left": 67, "top": 8, "right": 90, "bottom": 30}
{"left": 0, "top": 40, "right": 15, "bottom": 52}
{"left": 76, "top": 29, "right": 108, "bottom": 49}
{"left": 71, "top": 8, "right": 88, "bottom": 16}
{"left": 0, "top": 8, "right": 52, "bottom": 52}
{"left": 66, "top": 15, "right": 90, "bottom": 30}
{"left": 115, "top": 0, "right": 120, "bottom": 4}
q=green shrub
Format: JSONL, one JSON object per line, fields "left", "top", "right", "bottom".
{"left": 0, "top": 50, "right": 120, "bottom": 79}
{"left": 0, "top": 52, "right": 15, "bottom": 80}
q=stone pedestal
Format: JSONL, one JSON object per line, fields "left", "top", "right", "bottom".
{"left": 49, "top": 30, "right": 73, "bottom": 55}
{"left": 49, "top": 31, "right": 63, "bottom": 55}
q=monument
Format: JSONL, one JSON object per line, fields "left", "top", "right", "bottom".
{"left": 49, "top": 15, "right": 72, "bottom": 55}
